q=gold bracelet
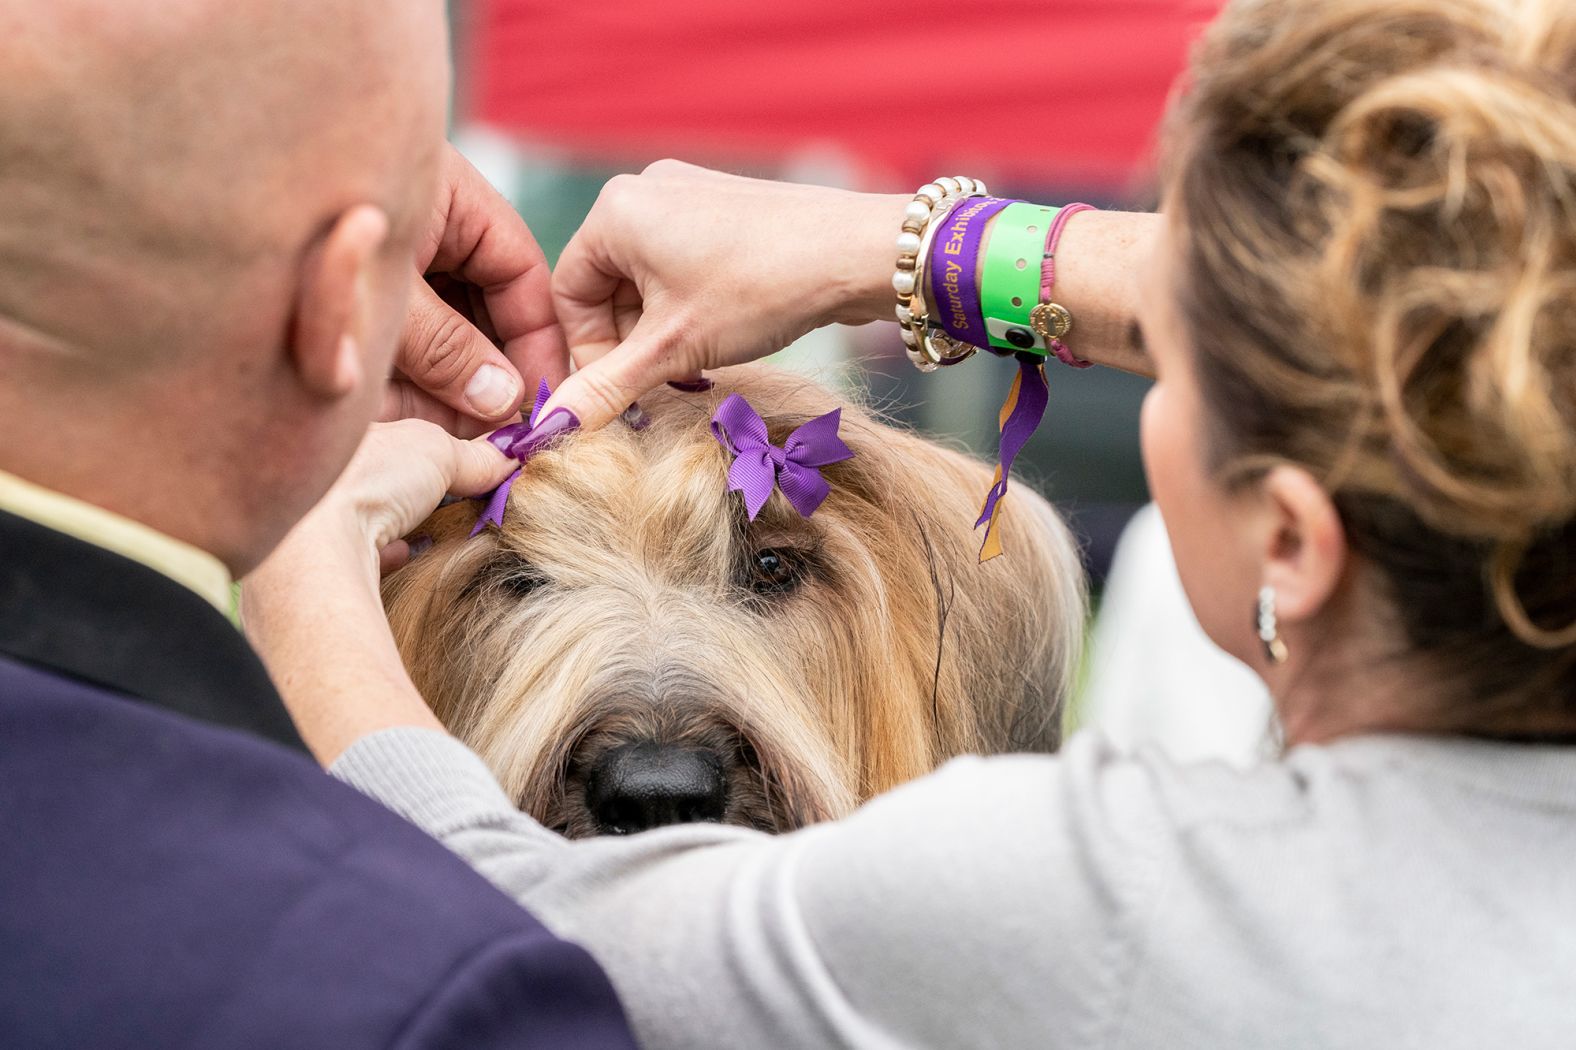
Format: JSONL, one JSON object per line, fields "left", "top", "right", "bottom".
{"left": 893, "top": 176, "right": 986, "bottom": 372}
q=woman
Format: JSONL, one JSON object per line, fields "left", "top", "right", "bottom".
{"left": 243, "top": 0, "right": 1576, "bottom": 1045}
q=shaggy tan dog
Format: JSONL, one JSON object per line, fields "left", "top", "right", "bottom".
{"left": 383, "top": 366, "right": 1084, "bottom": 837}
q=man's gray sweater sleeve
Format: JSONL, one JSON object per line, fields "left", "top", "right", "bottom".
{"left": 331, "top": 727, "right": 1171, "bottom": 1049}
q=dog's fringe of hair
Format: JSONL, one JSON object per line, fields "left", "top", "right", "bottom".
{"left": 384, "top": 365, "right": 1085, "bottom": 834}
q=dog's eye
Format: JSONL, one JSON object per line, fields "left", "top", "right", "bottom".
{"left": 460, "top": 553, "right": 547, "bottom": 601}
{"left": 496, "top": 561, "right": 547, "bottom": 598}
{"left": 747, "top": 548, "right": 804, "bottom": 596}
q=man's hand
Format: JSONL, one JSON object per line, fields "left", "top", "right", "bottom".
{"left": 386, "top": 144, "right": 569, "bottom": 435}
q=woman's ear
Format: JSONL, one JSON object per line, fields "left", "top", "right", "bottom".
{"left": 1258, "top": 464, "right": 1346, "bottom": 626}
{"left": 289, "top": 204, "right": 390, "bottom": 399}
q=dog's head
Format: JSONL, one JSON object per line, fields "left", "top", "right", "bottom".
{"left": 384, "top": 365, "right": 1084, "bottom": 837}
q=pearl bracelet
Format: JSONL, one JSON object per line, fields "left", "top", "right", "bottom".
{"left": 893, "top": 176, "right": 985, "bottom": 373}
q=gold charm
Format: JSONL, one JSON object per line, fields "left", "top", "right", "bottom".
{"left": 1029, "top": 302, "right": 1072, "bottom": 341}
{"left": 922, "top": 326, "right": 977, "bottom": 367}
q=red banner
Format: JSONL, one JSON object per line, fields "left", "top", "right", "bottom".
{"left": 465, "top": 1, "right": 1217, "bottom": 190}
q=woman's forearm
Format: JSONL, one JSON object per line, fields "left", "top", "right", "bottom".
{"left": 545, "top": 165, "right": 1158, "bottom": 427}
{"left": 238, "top": 421, "right": 516, "bottom": 764}
{"left": 328, "top": 727, "right": 1154, "bottom": 1050}
{"left": 241, "top": 526, "right": 444, "bottom": 764}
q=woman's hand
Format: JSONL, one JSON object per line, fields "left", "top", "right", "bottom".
{"left": 541, "top": 160, "right": 911, "bottom": 429}
{"left": 241, "top": 421, "right": 514, "bottom": 763}
{"left": 540, "top": 160, "right": 1160, "bottom": 430}
{"left": 279, "top": 419, "right": 515, "bottom": 580}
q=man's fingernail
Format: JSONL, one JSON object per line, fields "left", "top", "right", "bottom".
{"left": 464, "top": 364, "right": 519, "bottom": 417}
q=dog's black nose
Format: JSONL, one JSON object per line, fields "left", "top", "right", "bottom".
{"left": 585, "top": 742, "right": 727, "bottom": 835}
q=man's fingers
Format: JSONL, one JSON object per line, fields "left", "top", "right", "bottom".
{"left": 378, "top": 540, "right": 411, "bottom": 577}
{"left": 499, "top": 303, "right": 572, "bottom": 395}
{"left": 425, "top": 147, "right": 570, "bottom": 401}
{"left": 379, "top": 378, "right": 496, "bottom": 438}
{"left": 397, "top": 280, "right": 524, "bottom": 423}
{"left": 380, "top": 375, "right": 454, "bottom": 426}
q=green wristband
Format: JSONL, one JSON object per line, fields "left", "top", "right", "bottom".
{"left": 980, "top": 202, "right": 1061, "bottom": 354}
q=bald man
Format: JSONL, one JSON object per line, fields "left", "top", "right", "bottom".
{"left": 0, "top": 2, "right": 634, "bottom": 1047}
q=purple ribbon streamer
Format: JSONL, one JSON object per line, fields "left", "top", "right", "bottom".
{"left": 931, "top": 196, "right": 1016, "bottom": 349}
{"left": 975, "top": 355, "right": 1050, "bottom": 560}
{"left": 710, "top": 394, "right": 854, "bottom": 520}
{"left": 470, "top": 379, "right": 554, "bottom": 536}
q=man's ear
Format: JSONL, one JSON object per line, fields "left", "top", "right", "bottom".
{"left": 289, "top": 204, "right": 390, "bottom": 399}
{"left": 1258, "top": 465, "right": 1347, "bottom": 626}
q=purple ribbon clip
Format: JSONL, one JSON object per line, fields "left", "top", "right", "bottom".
{"left": 470, "top": 379, "right": 575, "bottom": 536}
{"left": 710, "top": 394, "right": 854, "bottom": 520}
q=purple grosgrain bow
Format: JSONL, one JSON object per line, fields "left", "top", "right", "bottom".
{"left": 470, "top": 379, "right": 558, "bottom": 536}
{"left": 710, "top": 394, "right": 854, "bottom": 520}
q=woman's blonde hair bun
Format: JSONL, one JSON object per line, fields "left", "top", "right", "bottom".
{"left": 1170, "top": 0, "right": 1576, "bottom": 676}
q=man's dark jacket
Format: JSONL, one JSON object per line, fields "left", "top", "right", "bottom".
{"left": 0, "top": 509, "right": 637, "bottom": 1049}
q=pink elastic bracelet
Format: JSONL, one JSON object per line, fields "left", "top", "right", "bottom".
{"left": 1037, "top": 203, "right": 1096, "bottom": 369}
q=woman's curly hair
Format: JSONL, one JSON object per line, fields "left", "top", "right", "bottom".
{"left": 1167, "top": 0, "right": 1576, "bottom": 722}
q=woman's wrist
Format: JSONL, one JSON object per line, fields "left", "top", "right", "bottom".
{"left": 957, "top": 205, "right": 1154, "bottom": 376}
{"left": 821, "top": 192, "right": 916, "bottom": 326}
{"left": 815, "top": 190, "right": 1156, "bottom": 379}
{"left": 241, "top": 489, "right": 451, "bottom": 765}
{"left": 1038, "top": 209, "right": 1154, "bottom": 377}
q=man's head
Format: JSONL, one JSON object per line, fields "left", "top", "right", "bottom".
{"left": 0, "top": 0, "right": 450, "bottom": 573}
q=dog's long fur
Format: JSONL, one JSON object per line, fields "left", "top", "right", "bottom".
{"left": 384, "top": 366, "right": 1085, "bottom": 836}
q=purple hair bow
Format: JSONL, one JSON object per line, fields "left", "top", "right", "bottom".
{"left": 710, "top": 394, "right": 854, "bottom": 520}
{"left": 470, "top": 379, "right": 555, "bottom": 536}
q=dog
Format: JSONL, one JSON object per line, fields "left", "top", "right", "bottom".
{"left": 383, "top": 365, "right": 1085, "bottom": 838}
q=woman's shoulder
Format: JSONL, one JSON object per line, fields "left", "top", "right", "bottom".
{"left": 906, "top": 730, "right": 1313, "bottom": 842}
{"left": 906, "top": 726, "right": 1576, "bottom": 852}
{"left": 788, "top": 727, "right": 1576, "bottom": 1049}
